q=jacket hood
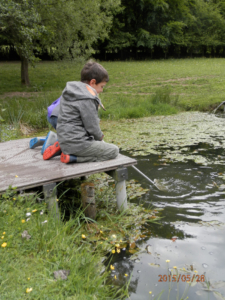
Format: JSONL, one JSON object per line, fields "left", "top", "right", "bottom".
{"left": 62, "top": 81, "right": 106, "bottom": 110}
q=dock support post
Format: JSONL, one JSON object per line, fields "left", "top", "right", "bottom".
{"left": 106, "top": 167, "right": 128, "bottom": 211}
{"left": 43, "top": 183, "right": 59, "bottom": 219}
{"left": 81, "top": 182, "right": 96, "bottom": 220}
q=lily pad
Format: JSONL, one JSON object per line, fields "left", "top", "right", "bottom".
{"left": 148, "top": 263, "right": 160, "bottom": 268}
{"left": 102, "top": 112, "right": 225, "bottom": 166}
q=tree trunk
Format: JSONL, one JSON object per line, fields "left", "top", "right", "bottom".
{"left": 151, "top": 48, "right": 154, "bottom": 59}
{"left": 21, "top": 55, "right": 30, "bottom": 86}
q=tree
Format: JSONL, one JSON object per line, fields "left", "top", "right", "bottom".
{"left": 0, "top": 0, "right": 121, "bottom": 86}
{"left": 0, "top": 0, "right": 47, "bottom": 85}
{"left": 99, "top": 0, "right": 191, "bottom": 58}
{"left": 184, "top": 0, "right": 225, "bottom": 57}
{"left": 98, "top": 0, "right": 225, "bottom": 59}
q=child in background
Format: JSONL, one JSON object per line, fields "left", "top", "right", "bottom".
{"left": 29, "top": 97, "right": 60, "bottom": 154}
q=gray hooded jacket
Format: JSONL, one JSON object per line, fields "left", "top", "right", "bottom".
{"left": 57, "top": 81, "right": 105, "bottom": 154}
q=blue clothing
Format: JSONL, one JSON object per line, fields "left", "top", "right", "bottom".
{"left": 47, "top": 115, "right": 58, "bottom": 130}
{"left": 47, "top": 98, "right": 60, "bottom": 129}
{"left": 47, "top": 97, "right": 60, "bottom": 118}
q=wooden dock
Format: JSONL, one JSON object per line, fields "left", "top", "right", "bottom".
{"left": 0, "top": 139, "right": 136, "bottom": 199}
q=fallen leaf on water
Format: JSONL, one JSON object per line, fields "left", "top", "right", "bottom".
{"left": 129, "top": 242, "right": 136, "bottom": 249}
{"left": 148, "top": 263, "right": 160, "bottom": 268}
{"left": 129, "top": 249, "right": 139, "bottom": 254}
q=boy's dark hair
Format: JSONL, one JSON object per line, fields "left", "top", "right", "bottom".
{"left": 81, "top": 61, "right": 109, "bottom": 84}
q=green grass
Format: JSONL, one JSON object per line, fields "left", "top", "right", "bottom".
{"left": 0, "top": 184, "right": 128, "bottom": 300}
{"left": 0, "top": 176, "right": 161, "bottom": 299}
{"left": 1, "top": 58, "right": 225, "bottom": 130}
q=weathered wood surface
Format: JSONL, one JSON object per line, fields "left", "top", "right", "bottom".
{"left": 0, "top": 138, "right": 137, "bottom": 192}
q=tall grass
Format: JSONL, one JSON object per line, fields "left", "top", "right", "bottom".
{"left": 2, "top": 96, "right": 54, "bottom": 129}
{"left": 0, "top": 186, "right": 129, "bottom": 300}
{"left": 100, "top": 86, "right": 178, "bottom": 120}
{"left": 1, "top": 59, "right": 225, "bottom": 130}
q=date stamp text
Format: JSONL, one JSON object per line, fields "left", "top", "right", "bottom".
{"left": 158, "top": 274, "right": 205, "bottom": 282}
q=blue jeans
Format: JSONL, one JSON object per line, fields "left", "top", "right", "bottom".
{"left": 47, "top": 115, "right": 58, "bottom": 130}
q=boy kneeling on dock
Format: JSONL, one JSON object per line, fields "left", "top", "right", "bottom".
{"left": 34, "top": 62, "right": 119, "bottom": 163}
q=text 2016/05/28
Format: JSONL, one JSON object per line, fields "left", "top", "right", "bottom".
{"left": 158, "top": 274, "right": 205, "bottom": 282}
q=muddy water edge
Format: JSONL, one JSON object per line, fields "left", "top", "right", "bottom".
{"left": 103, "top": 112, "right": 225, "bottom": 300}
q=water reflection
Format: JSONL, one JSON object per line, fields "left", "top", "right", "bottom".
{"left": 110, "top": 145, "right": 225, "bottom": 300}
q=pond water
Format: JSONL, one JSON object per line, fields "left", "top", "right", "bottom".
{"left": 109, "top": 113, "right": 225, "bottom": 300}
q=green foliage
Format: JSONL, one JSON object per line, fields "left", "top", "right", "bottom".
{"left": 0, "top": 0, "right": 121, "bottom": 84}
{"left": 0, "top": 0, "right": 47, "bottom": 63}
{"left": 184, "top": 0, "right": 225, "bottom": 56}
{"left": 151, "top": 86, "right": 179, "bottom": 106}
{"left": 57, "top": 175, "right": 161, "bottom": 255}
{"left": 99, "top": 0, "right": 225, "bottom": 58}
{"left": 36, "top": 0, "right": 121, "bottom": 60}
{"left": 100, "top": 91, "right": 178, "bottom": 120}
{"left": 0, "top": 172, "right": 161, "bottom": 299}
{"left": 0, "top": 186, "right": 129, "bottom": 299}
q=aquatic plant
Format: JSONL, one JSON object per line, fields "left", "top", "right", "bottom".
{"left": 102, "top": 112, "right": 225, "bottom": 166}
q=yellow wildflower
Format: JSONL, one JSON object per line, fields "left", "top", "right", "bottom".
{"left": 173, "top": 266, "right": 177, "bottom": 269}
{"left": 116, "top": 248, "right": 121, "bottom": 253}
{"left": 13, "top": 198, "right": 16, "bottom": 201}
{"left": 114, "top": 275, "right": 117, "bottom": 279}
{"left": 112, "top": 235, "right": 116, "bottom": 238}
{"left": 47, "top": 250, "right": 49, "bottom": 252}
{"left": 32, "top": 209, "right": 37, "bottom": 213}
{"left": 112, "top": 249, "right": 115, "bottom": 254}
{"left": 166, "top": 260, "right": 170, "bottom": 263}
{"left": 3, "top": 232, "right": 5, "bottom": 235}
{"left": 1, "top": 236, "right": 4, "bottom": 239}
{"left": 56, "top": 199, "right": 59, "bottom": 202}
{"left": 21, "top": 219, "right": 25, "bottom": 223}
{"left": 28, "top": 278, "right": 30, "bottom": 280}
{"left": 125, "top": 274, "right": 128, "bottom": 277}
{"left": 82, "top": 234, "right": 86, "bottom": 239}
{"left": 1, "top": 242, "right": 7, "bottom": 248}
{"left": 100, "top": 230, "right": 103, "bottom": 234}
{"left": 115, "top": 244, "right": 120, "bottom": 248}
{"left": 26, "top": 288, "right": 33, "bottom": 293}
{"left": 110, "top": 265, "right": 115, "bottom": 270}
{"left": 149, "top": 291, "right": 152, "bottom": 294}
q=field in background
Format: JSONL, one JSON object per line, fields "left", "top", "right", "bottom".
{"left": 1, "top": 59, "right": 225, "bottom": 299}
{"left": 0, "top": 58, "right": 225, "bottom": 130}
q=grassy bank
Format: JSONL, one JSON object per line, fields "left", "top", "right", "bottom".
{"left": 0, "top": 175, "right": 161, "bottom": 299}
{"left": 0, "top": 59, "right": 225, "bottom": 131}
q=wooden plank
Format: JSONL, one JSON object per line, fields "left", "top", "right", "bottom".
{"left": 0, "top": 138, "right": 137, "bottom": 192}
